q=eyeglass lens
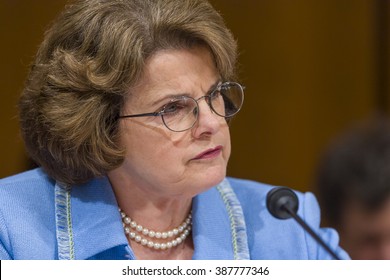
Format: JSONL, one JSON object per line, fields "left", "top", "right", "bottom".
{"left": 161, "top": 82, "right": 244, "bottom": 132}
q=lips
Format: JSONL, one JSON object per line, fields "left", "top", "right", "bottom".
{"left": 192, "top": 145, "right": 223, "bottom": 160}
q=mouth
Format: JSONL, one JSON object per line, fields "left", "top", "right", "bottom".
{"left": 192, "top": 145, "right": 223, "bottom": 160}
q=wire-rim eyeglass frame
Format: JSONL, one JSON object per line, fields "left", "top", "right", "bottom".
{"left": 118, "top": 81, "right": 245, "bottom": 132}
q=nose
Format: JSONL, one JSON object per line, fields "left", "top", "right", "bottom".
{"left": 191, "top": 97, "right": 222, "bottom": 138}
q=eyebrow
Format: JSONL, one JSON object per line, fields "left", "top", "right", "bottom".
{"left": 150, "top": 79, "right": 222, "bottom": 107}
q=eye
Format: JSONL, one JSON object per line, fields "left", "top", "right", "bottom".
{"left": 161, "top": 98, "right": 188, "bottom": 115}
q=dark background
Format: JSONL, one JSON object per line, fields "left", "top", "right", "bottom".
{"left": 1, "top": 0, "right": 389, "bottom": 192}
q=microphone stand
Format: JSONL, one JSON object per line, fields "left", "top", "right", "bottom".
{"left": 281, "top": 203, "right": 340, "bottom": 260}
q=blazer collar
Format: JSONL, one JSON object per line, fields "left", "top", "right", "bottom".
{"left": 55, "top": 177, "right": 249, "bottom": 260}
{"left": 55, "top": 177, "right": 129, "bottom": 260}
{"left": 192, "top": 179, "right": 250, "bottom": 260}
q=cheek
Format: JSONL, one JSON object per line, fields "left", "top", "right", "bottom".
{"left": 118, "top": 123, "right": 152, "bottom": 163}
{"left": 222, "top": 126, "right": 232, "bottom": 159}
{"left": 119, "top": 123, "right": 184, "bottom": 164}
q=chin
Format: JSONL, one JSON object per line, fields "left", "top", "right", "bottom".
{"left": 197, "top": 166, "right": 226, "bottom": 190}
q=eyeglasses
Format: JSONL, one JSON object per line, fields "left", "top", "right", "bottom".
{"left": 118, "top": 81, "right": 244, "bottom": 132}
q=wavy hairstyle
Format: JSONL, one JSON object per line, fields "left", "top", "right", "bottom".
{"left": 19, "top": 0, "right": 238, "bottom": 185}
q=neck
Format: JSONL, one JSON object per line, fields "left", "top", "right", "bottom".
{"left": 108, "top": 170, "right": 193, "bottom": 233}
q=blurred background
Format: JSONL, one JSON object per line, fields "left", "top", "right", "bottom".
{"left": 1, "top": 0, "right": 389, "bottom": 193}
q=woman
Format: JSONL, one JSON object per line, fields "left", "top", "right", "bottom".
{"left": 0, "top": 0, "right": 348, "bottom": 260}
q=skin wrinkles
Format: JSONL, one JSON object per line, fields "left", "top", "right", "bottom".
{"left": 127, "top": 79, "right": 222, "bottom": 110}
{"left": 108, "top": 45, "right": 231, "bottom": 249}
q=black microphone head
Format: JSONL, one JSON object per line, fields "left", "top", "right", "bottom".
{"left": 266, "top": 187, "right": 299, "bottom": 219}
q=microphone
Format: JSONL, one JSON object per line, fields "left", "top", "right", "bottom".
{"left": 266, "top": 187, "right": 340, "bottom": 260}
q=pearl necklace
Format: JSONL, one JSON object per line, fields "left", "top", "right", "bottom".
{"left": 119, "top": 208, "right": 192, "bottom": 250}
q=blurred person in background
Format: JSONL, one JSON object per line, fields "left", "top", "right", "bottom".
{"left": 315, "top": 116, "right": 390, "bottom": 259}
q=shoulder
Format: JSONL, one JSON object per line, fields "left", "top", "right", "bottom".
{"left": 226, "top": 177, "right": 319, "bottom": 216}
{"left": 0, "top": 168, "right": 55, "bottom": 200}
{"left": 0, "top": 168, "right": 56, "bottom": 207}
{"left": 225, "top": 177, "right": 347, "bottom": 259}
{"left": 0, "top": 168, "right": 58, "bottom": 259}
{"left": 0, "top": 167, "right": 54, "bottom": 186}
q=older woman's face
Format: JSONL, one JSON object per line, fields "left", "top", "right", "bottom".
{"left": 116, "top": 46, "right": 231, "bottom": 197}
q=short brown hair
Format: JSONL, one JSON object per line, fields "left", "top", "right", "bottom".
{"left": 19, "top": 0, "right": 238, "bottom": 185}
{"left": 315, "top": 116, "right": 390, "bottom": 226}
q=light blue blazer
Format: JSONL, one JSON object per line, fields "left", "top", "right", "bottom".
{"left": 0, "top": 168, "right": 349, "bottom": 260}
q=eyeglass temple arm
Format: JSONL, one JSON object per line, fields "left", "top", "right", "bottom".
{"left": 118, "top": 112, "right": 161, "bottom": 119}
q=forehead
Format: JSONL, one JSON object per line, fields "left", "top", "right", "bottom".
{"left": 127, "top": 46, "right": 219, "bottom": 106}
